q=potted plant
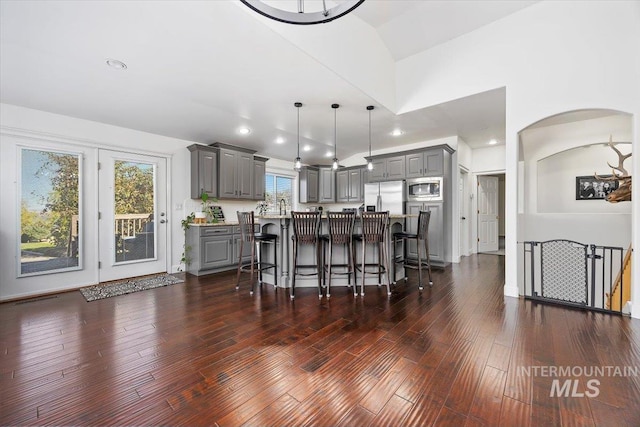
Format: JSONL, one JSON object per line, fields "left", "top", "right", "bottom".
{"left": 179, "top": 212, "right": 195, "bottom": 271}
{"left": 200, "top": 192, "right": 219, "bottom": 223}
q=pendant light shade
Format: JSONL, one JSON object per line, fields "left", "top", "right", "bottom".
{"left": 331, "top": 103, "right": 340, "bottom": 170}
{"left": 293, "top": 102, "right": 302, "bottom": 171}
{"left": 366, "top": 105, "right": 374, "bottom": 170}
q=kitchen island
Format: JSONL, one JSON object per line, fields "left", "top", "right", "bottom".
{"left": 186, "top": 214, "right": 411, "bottom": 291}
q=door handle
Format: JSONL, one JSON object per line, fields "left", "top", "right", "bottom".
{"left": 160, "top": 219, "right": 167, "bottom": 224}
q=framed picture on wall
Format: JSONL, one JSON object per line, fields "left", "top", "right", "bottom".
{"left": 575, "top": 175, "right": 618, "bottom": 200}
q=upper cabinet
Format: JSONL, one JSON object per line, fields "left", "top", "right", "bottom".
{"left": 253, "top": 156, "right": 268, "bottom": 200}
{"left": 218, "top": 147, "right": 253, "bottom": 199}
{"left": 188, "top": 143, "right": 267, "bottom": 200}
{"left": 405, "top": 148, "right": 444, "bottom": 178}
{"left": 299, "top": 166, "right": 319, "bottom": 203}
{"left": 188, "top": 144, "right": 218, "bottom": 199}
{"left": 336, "top": 167, "right": 364, "bottom": 202}
{"left": 367, "top": 155, "right": 406, "bottom": 182}
{"left": 318, "top": 167, "right": 335, "bottom": 203}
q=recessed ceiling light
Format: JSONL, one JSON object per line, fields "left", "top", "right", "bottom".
{"left": 106, "top": 59, "right": 127, "bottom": 70}
{"left": 391, "top": 129, "right": 404, "bottom": 137}
{"left": 238, "top": 127, "right": 251, "bottom": 135}
{"left": 303, "top": 145, "right": 312, "bottom": 152}
{"left": 488, "top": 139, "right": 498, "bottom": 145}
{"left": 325, "top": 150, "right": 333, "bottom": 157}
{"left": 275, "top": 137, "right": 285, "bottom": 144}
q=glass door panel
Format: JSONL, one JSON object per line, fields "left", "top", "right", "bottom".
{"left": 20, "top": 148, "right": 81, "bottom": 276}
{"left": 113, "top": 160, "right": 156, "bottom": 263}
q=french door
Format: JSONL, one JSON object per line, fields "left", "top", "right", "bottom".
{"left": 98, "top": 150, "right": 168, "bottom": 282}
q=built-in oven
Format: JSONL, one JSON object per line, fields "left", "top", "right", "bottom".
{"left": 406, "top": 177, "right": 443, "bottom": 202}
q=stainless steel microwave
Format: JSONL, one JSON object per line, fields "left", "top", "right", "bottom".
{"left": 406, "top": 177, "right": 443, "bottom": 202}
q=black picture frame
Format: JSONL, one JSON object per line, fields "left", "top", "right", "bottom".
{"left": 575, "top": 175, "right": 618, "bottom": 200}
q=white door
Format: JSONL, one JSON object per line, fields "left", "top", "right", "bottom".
{"left": 98, "top": 150, "right": 168, "bottom": 282}
{"left": 478, "top": 176, "right": 499, "bottom": 252}
{"left": 459, "top": 169, "right": 469, "bottom": 257}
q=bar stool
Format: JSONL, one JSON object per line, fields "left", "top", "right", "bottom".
{"left": 291, "top": 211, "right": 323, "bottom": 300}
{"left": 236, "top": 211, "right": 278, "bottom": 295}
{"left": 353, "top": 211, "right": 391, "bottom": 297}
{"left": 321, "top": 211, "right": 356, "bottom": 299}
{"left": 392, "top": 210, "right": 433, "bottom": 291}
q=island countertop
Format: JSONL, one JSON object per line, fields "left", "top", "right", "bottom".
{"left": 189, "top": 213, "right": 415, "bottom": 227}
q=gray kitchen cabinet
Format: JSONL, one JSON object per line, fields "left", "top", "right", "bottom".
{"left": 367, "top": 155, "right": 406, "bottom": 182}
{"left": 299, "top": 166, "right": 319, "bottom": 203}
{"left": 405, "top": 149, "right": 444, "bottom": 178}
{"left": 218, "top": 148, "right": 253, "bottom": 199}
{"left": 318, "top": 167, "right": 335, "bottom": 203}
{"left": 253, "top": 156, "right": 267, "bottom": 200}
{"left": 188, "top": 144, "right": 218, "bottom": 199}
{"left": 186, "top": 225, "right": 257, "bottom": 276}
{"left": 187, "top": 226, "right": 234, "bottom": 274}
{"left": 336, "top": 167, "right": 363, "bottom": 202}
{"left": 201, "top": 235, "right": 234, "bottom": 270}
{"left": 188, "top": 143, "right": 266, "bottom": 201}
{"left": 405, "top": 201, "right": 444, "bottom": 264}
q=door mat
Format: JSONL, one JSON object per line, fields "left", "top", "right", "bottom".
{"left": 80, "top": 274, "right": 183, "bottom": 302}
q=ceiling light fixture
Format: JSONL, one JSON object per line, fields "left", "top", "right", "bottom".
{"left": 331, "top": 104, "right": 340, "bottom": 170}
{"left": 276, "top": 137, "right": 285, "bottom": 144}
{"left": 238, "top": 127, "right": 251, "bottom": 135}
{"left": 240, "top": 0, "right": 365, "bottom": 25}
{"left": 106, "top": 59, "right": 127, "bottom": 70}
{"left": 366, "top": 105, "right": 374, "bottom": 171}
{"left": 391, "top": 129, "right": 404, "bottom": 137}
{"left": 488, "top": 139, "right": 498, "bottom": 145}
{"left": 294, "top": 102, "right": 302, "bottom": 171}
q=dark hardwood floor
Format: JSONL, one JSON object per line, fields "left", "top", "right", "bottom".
{"left": 1, "top": 254, "right": 639, "bottom": 426}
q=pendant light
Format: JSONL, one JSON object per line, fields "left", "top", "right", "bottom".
{"left": 331, "top": 103, "right": 340, "bottom": 170}
{"left": 366, "top": 105, "right": 374, "bottom": 170}
{"left": 293, "top": 102, "right": 302, "bottom": 171}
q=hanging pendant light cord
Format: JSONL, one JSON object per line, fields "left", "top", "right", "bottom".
{"left": 368, "top": 108, "right": 372, "bottom": 158}
{"left": 297, "top": 106, "right": 300, "bottom": 158}
{"left": 334, "top": 107, "right": 337, "bottom": 160}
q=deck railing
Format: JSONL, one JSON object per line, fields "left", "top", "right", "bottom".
{"left": 115, "top": 214, "right": 152, "bottom": 238}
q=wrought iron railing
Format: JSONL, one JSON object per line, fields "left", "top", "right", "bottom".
{"left": 522, "top": 239, "right": 626, "bottom": 315}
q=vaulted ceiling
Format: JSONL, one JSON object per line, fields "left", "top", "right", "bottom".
{"left": 0, "top": 1, "right": 538, "bottom": 164}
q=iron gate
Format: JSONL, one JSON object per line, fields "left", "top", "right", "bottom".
{"left": 522, "top": 240, "right": 625, "bottom": 315}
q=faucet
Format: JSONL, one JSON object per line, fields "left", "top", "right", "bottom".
{"left": 279, "top": 198, "right": 286, "bottom": 215}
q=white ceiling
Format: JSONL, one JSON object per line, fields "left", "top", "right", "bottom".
{"left": 0, "top": 1, "right": 536, "bottom": 165}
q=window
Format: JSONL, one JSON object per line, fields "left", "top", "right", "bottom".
{"left": 265, "top": 174, "right": 293, "bottom": 212}
{"left": 20, "top": 148, "right": 81, "bottom": 275}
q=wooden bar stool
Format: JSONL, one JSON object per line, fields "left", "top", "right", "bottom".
{"left": 392, "top": 210, "right": 433, "bottom": 290}
{"left": 353, "top": 211, "right": 391, "bottom": 297}
{"left": 236, "top": 211, "right": 278, "bottom": 295}
{"left": 291, "top": 211, "right": 323, "bottom": 300}
{"left": 321, "top": 211, "right": 356, "bottom": 299}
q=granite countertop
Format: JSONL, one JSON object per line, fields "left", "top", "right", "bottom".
{"left": 256, "top": 213, "right": 414, "bottom": 219}
{"left": 191, "top": 214, "right": 414, "bottom": 227}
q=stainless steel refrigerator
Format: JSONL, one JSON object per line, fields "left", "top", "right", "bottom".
{"left": 364, "top": 181, "right": 405, "bottom": 215}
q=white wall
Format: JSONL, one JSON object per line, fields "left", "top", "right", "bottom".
{"left": 520, "top": 113, "right": 632, "bottom": 252}
{"left": 537, "top": 144, "right": 632, "bottom": 214}
{"left": 395, "top": 0, "right": 640, "bottom": 316}
{"left": 0, "top": 104, "right": 274, "bottom": 299}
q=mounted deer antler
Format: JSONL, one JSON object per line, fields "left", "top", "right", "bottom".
{"left": 594, "top": 135, "right": 632, "bottom": 203}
